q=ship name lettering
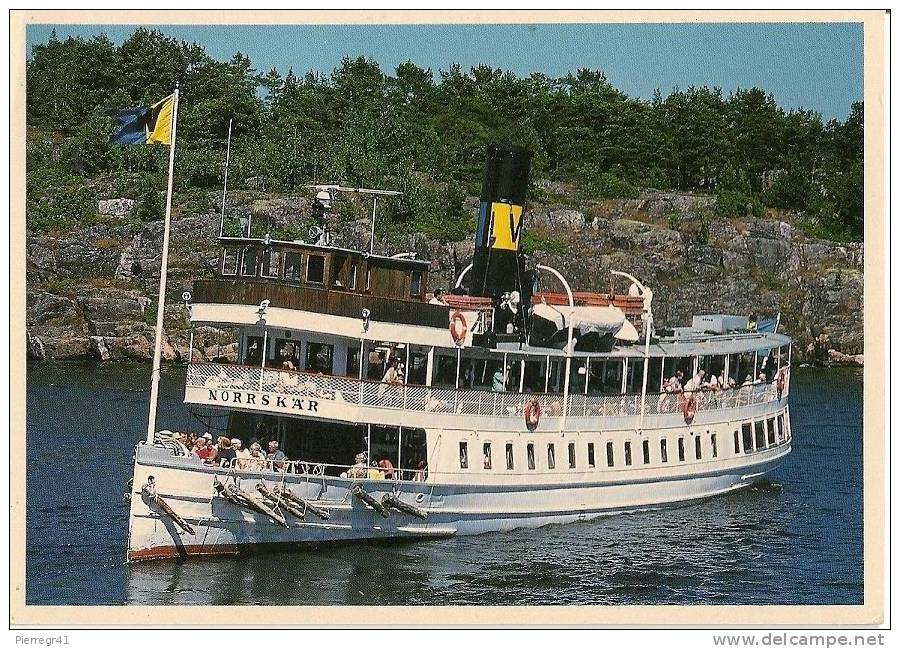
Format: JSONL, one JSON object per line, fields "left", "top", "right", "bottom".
{"left": 276, "top": 396, "right": 287, "bottom": 408}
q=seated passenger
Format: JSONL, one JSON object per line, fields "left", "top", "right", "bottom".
{"left": 378, "top": 457, "right": 395, "bottom": 479}
{"left": 382, "top": 358, "right": 402, "bottom": 385}
{"left": 193, "top": 437, "right": 215, "bottom": 464}
{"left": 413, "top": 460, "right": 428, "bottom": 482}
{"left": 232, "top": 438, "right": 250, "bottom": 468}
{"left": 267, "top": 440, "right": 287, "bottom": 471}
{"left": 217, "top": 437, "right": 237, "bottom": 467}
{"left": 492, "top": 367, "right": 506, "bottom": 392}
{"left": 246, "top": 443, "right": 266, "bottom": 471}
{"left": 429, "top": 288, "right": 448, "bottom": 305}
{"left": 742, "top": 374, "right": 754, "bottom": 387}
{"left": 345, "top": 453, "right": 368, "bottom": 478}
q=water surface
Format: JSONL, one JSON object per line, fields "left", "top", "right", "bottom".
{"left": 25, "top": 363, "right": 863, "bottom": 605}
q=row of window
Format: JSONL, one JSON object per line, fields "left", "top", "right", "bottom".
{"left": 222, "top": 248, "right": 425, "bottom": 297}
{"left": 457, "top": 413, "right": 791, "bottom": 472}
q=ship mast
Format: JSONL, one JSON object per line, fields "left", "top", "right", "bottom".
{"left": 146, "top": 87, "right": 180, "bottom": 442}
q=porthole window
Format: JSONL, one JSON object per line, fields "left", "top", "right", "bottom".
{"left": 695, "top": 435, "right": 702, "bottom": 460}
{"left": 678, "top": 437, "right": 686, "bottom": 462}
{"left": 624, "top": 441, "right": 633, "bottom": 466}
{"left": 568, "top": 442, "right": 576, "bottom": 469}
{"left": 754, "top": 420, "right": 765, "bottom": 449}
{"left": 527, "top": 443, "right": 536, "bottom": 470}
{"left": 547, "top": 444, "right": 556, "bottom": 470}
{"left": 766, "top": 417, "right": 776, "bottom": 446}
{"left": 506, "top": 443, "right": 514, "bottom": 470}
{"left": 483, "top": 443, "right": 492, "bottom": 470}
{"left": 459, "top": 442, "right": 468, "bottom": 469}
{"left": 734, "top": 429, "right": 741, "bottom": 454}
{"left": 742, "top": 422, "right": 753, "bottom": 453}
{"left": 711, "top": 433, "right": 718, "bottom": 458}
{"left": 660, "top": 438, "right": 668, "bottom": 463}
{"left": 587, "top": 442, "right": 595, "bottom": 468}
{"left": 606, "top": 441, "right": 614, "bottom": 467}
{"left": 642, "top": 439, "right": 650, "bottom": 465}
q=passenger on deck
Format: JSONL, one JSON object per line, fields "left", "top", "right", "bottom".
{"left": 368, "top": 462, "right": 386, "bottom": 480}
{"left": 663, "top": 370, "right": 684, "bottom": 393}
{"left": 267, "top": 440, "right": 287, "bottom": 471}
{"left": 378, "top": 457, "right": 395, "bottom": 479}
{"left": 382, "top": 358, "right": 403, "bottom": 385}
{"left": 193, "top": 437, "right": 215, "bottom": 464}
{"left": 755, "top": 372, "right": 768, "bottom": 385}
{"left": 429, "top": 288, "right": 448, "bottom": 305}
{"left": 345, "top": 453, "right": 368, "bottom": 478}
{"left": 742, "top": 374, "right": 754, "bottom": 387}
{"left": 217, "top": 438, "right": 237, "bottom": 467}
{"left": 683, "top": 369, "right": 706, "bottom": 393}
{"left": 232, "top": 438, "right": 250, "bottom": 468}
{"left": 492, "top": 367, "right": 506, "bottom": 392}
{"left": 413, "top": 460, "right": 427, "bottom": 482}
{"left": 246, "top": 443, "right": 266, "bottom": 471}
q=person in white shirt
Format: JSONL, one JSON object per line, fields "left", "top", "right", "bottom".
{"left": 429, "top": 288, "right": 447, "bottom": 305}
{"left": 683, "top": 369, "right": 706, "bottom": 392}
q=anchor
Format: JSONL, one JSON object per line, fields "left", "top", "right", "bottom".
{"left": 256, "top": 483, "right": 306, "bottom": 520}
{"left": 141, "top": 476, "right": 195, "bottom": 535}
{"left": 381, "top": 493, "right": 428, "bottom": 520}
{"left": 213, "top": 478, "right": 288, "bottom": 528}
{"left": 272, "top": 485, "right": 330, "bottom": 520}
{"left": 351, "top": 484, "right": 390, "bottom": 518}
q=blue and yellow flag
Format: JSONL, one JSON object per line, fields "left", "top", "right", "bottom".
{"left": 110, "top": 94, "right": 175, "bottom": 145}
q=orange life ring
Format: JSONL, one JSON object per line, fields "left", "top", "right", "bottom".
{"left": 683, "top": 394, "right": 697, "bottom": 425}
{"left": 524, "top": 398, "right": 542, "bottom": 431}
{"left": 776, "top": 370, "right": 786, "bottom": 399}
{"left": 449, "top": 311, "right": 468, "bottom": 345}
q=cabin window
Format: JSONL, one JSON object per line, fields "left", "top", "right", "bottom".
{"left": 523, "top": 360, "right": 546, "bottom": 392}
{"left": 568, "top": 442, "right": 576, "bottom": 469}
{"left": 406, "top": 350, "right": 428, "bottom": 386}
{"left": 432, "top": 354, "right": 459, "bottom": 388}
{"left": 642, "top": 439, "right": 650, "bottom": 465}
{"left": 742, "top": 422, "right": 753, "bottom": 453}
{"left": 734, "top": 430, "right": 741, "bottom": 454}
{"left": 305, "top": 342, "right": 334, "bottom": 374}
{"left": 766, "top": 417, "right": 777, "bottom": 446}
{"left": 349, "top": 260, "right": 358, "bottom": 290}
{"left": 283, "top": 252, "right": 301, "bottom": 280}
{"left": 648, "top": 357, "right": 664, "bottom": 393}
{"left": 273, "top": 339, "right": 299, "bottom": 369}
{"left": 260, "top": 249, "right": 281, "bottom": 278}
{"left": 244, "top": 336, "right": 264, "bottom": 365}
{"left": 483, "top": 443, "right": 492, "bottom": 469}
{"left": 240, "top": 248, "right": 258, "bottom": 276}
{"left": 695, "top": 435, "right": 702, "bottom": 460}
{"left": 547, "top": 444, "right": 556, "bottom": 470}
{"left": 711, "top": 433, "right": 718, "bottom": 458}
{"left": 331, "top": 255, "right": 348, "bottom": 288}
{"left": 505, "top": 443, "right": 514, "bottom": 470}
{"left": 547, "top": 360, "right": 564, "bottom": 393}
{"left": 754, "top": 420, "right": 766, "bottom": 450}
{"left": 606, "top": 441, "right": 614, "bottom": 467}
{"left": 222, "top": 248, "right": 239, "bottom": 275}
{"left": 527, "top": 443, "right": 536, "bottom": 470}
{"left": 624, "top": 441, "right": 633, "bottom": 466}
{"left": 410, "top": 271, "right": 423, "bottom": 298}
{"left": 459, "top": 442, "right": 469, "bottom": 469}
{"left": 345, "top": 345, "right": 361, "bottom": 377}
{"left": 678, "top": 437, "right": 686, "bottom": 462}
{"left": 776, "top": 413, "right": 786, "bottom": 443}
{"left": 587, "top": 443, "right": 595, "bottom": 468}
{"left": 306, "top": 255, "right": 325, "bottom": 284}
{"left": 660, "top": 439, "right": 668, "bottom": 463}
{"left": 626, "top": 359, "right": 646, "bottom": 393}
{"left": 587, "top": 358, "right": 624, "bottom": 394}
{"left": 365, "top": 267, "right": 372, "bottom": 292}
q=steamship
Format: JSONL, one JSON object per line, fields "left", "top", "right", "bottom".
{"left": 127, "top": 144, "right": 792, "bottom": 562}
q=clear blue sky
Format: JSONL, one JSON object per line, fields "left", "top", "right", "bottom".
{"left": 26, "top": 22, "right": 863, "bottom": 120}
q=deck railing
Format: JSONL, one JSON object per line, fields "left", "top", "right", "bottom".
{"left": 186, "top": 362, "right": 786, "bottom": 421}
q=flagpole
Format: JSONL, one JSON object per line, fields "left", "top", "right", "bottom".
{"left": 146, "top": 88, "right": 180, "bottom": 442}
{"left": 218, "top": 118, "right": 233, "bottom": 238}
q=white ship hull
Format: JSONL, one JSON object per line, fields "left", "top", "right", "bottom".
{"left": 126, "top": 421, "right": 791, "bottom": 562}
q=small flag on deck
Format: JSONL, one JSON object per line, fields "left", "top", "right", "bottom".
{"left": 110, "top": 94, "right": 175, "bottom": 145}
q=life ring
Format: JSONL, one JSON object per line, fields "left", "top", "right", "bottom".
{"left": 449, "top": 311, "right": 468, "bottom": 345}
{"left": 524, "top": 398, "right": 542, "bottom": 431}
{"left": 776, "top": 370, "right": 786, "bottom": 399}
{"left": 683, "top": 394, "right": 697, "bottom": 425}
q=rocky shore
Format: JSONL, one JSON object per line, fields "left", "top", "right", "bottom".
{"left": 25, "top": 189, "right": 863, "bottom": 366}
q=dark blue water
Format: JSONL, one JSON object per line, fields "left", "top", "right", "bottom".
{"left": 25, "top": 363, "right": 863, "bottom": 605}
